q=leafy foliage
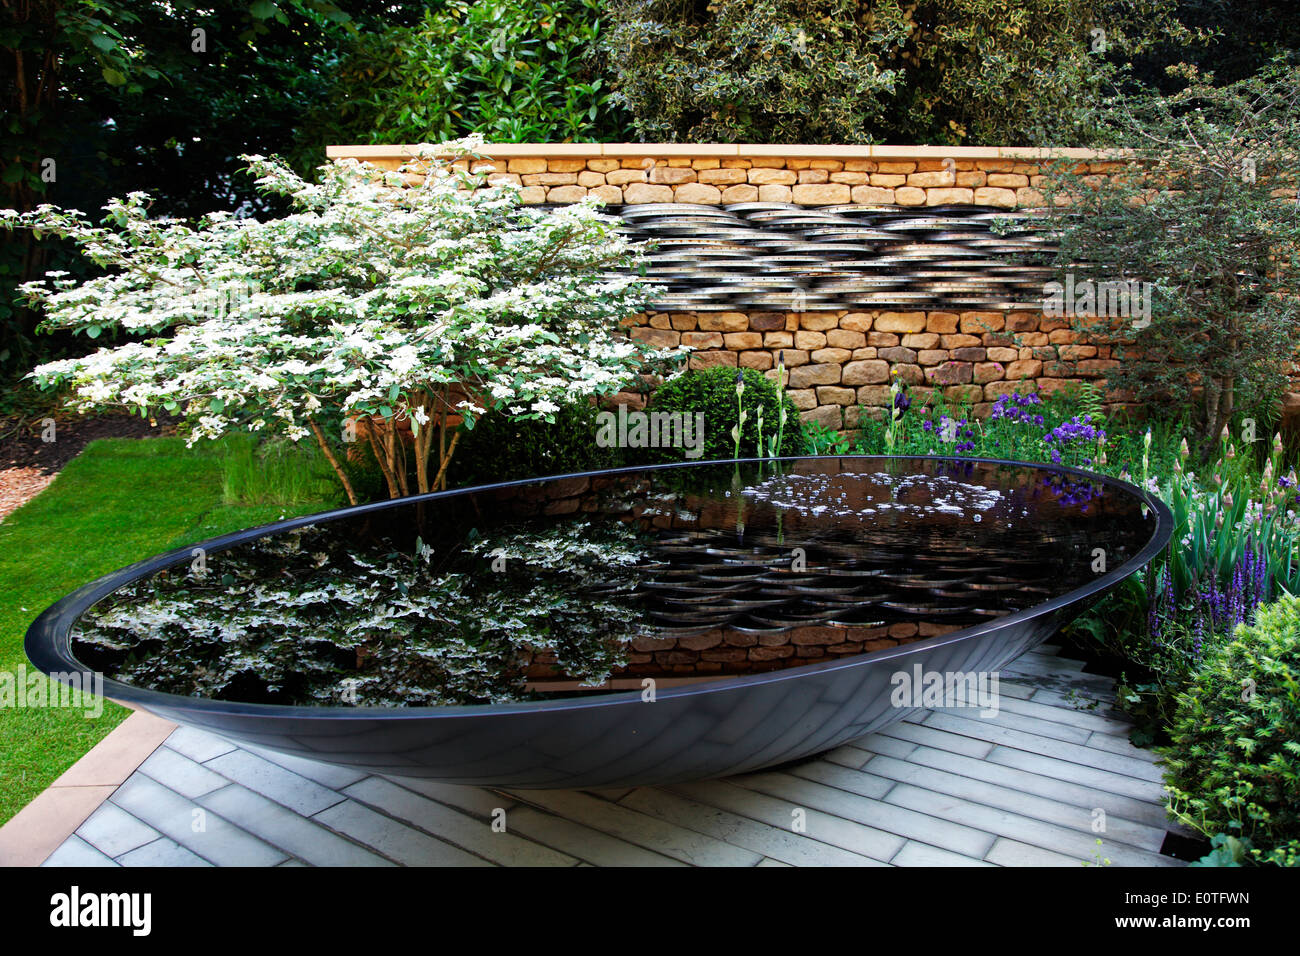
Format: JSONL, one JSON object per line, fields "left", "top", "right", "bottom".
{"left": 598, "top": 0, "right": 1177, "bottom": 145}
{"left": 0, "top": 0, "right": 392, "bottom": 392}
{"left": 1164, "top": 594, "right": 1300, "bottom": 866}
{"left": 448, "top": 399, "right": 625, "bottom": 486}
{"left": 306, "top": 0, "right": 630, "bottom": 146}
{"left": 598, "top": 0, "right": 904, "bottom": 144}
{"left": 3, "top": 140, "right": 661, "bottom": 501}
{"left": 646, "top": 366, "right": 801, "bottom": 462}
{"left": 1037, "top": 63, "right": 1300, "bottom": 448}
{"left": 802, "top": 419, "right": 850, "bottom": 455}
{"left": 1188, "top": 832, "right": 1254, "bottom": 867}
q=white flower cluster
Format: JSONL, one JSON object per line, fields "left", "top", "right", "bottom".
{"left": 10, "top": 140, "right": 675, "bottom": 444}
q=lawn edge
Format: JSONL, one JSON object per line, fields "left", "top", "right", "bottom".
{"left": 0, "top": 707, "right": 176, "bottom": 866}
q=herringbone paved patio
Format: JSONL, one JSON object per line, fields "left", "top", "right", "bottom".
{"left": 40, "top": 645, "right": 1189, "bottom": 867}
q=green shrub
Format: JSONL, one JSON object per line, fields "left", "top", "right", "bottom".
{"left": 308, "top": 0, "right": 630, "bottom": 146}
{"left": 1163, "top": 594, "right": 1300, "bottom": 866}
{"left": 599, "top": 0, "right": 901, "bottom": 144}
{"left": 448, "top": 400, "right": 623, "bottom": 486}
{"left": 598, "top": 0, "right": 1173, "bottom": 146}
{"left": 645, "top": 367, "right": 802, "bottom": 463}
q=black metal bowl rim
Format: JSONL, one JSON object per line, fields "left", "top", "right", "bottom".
{"left": 26, "top": 455, "right": 1174, "bottom": 720}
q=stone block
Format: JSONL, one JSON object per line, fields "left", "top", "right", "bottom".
{"left": 698, "top": 312, "right": 750, "bottom": 332}
{"left": 607, "top": 168, "right": 648, "bottom": 185}
{"left": 546, "top": 185, "right": 587, "bottom": 203}
{"left": 674, "top": 183, "right": 722, "bottom": 203}
{"left": 507, "top": 158, "right": 548, "bottom": 174}
{"left": 925, "top": 188, "right": 974, "bottom": 204}
{"left": 622, "top": 183, "right": 673, "bottom": 203}
{"left": 811, "top": 347, "right": 851, "bottom": 364}
{"left": 748, "top": 169, "right": 798, "bottom": 185}
{"left": 630, "top": 327, "right": 679, "bottom": 348}
{"left": 688, "top": 350, "right": 736, "bottom": 369}
{"left": 698, "top": 168, "right": 748, "bottom": 185}
{"left": 826, "top": 329, "right": 866, "bottom": 350}
{"left": 788, "top": 363, "right": 841, "bottom": 388}
{"left": 792, "top": 183, "right": 851, "bottom": 204}
{"left": 681, "top": 331, "right": 724, "bottom": 349}
{"left": 724, "top": 332, "right": 763, "bottom": 350}
{"left": 816, "top": 386, "right": 856, "bottom": 406}
{"left": 799, "top": 313, "right": 840, "bottom": 331}
{"left": 649, "top": 166, "right": 696, "bottom": 184}
{"left": 851, "top": 185, "right": 896, "bottom": 202}
{"left": 875, "top": 312, "right": 927, "bottom": 333}
{"left": 960, "top": 312, "right": 1005, "bottom": 334}
{"left": 841, "top": 360, "right": 889, "bottom": 386}
{"left": 800, "top": 405, "right": 843, "bottom": 429}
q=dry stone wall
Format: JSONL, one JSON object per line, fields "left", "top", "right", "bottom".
{"left": 328, "top": 143, "right": 1297, "bottom": 430}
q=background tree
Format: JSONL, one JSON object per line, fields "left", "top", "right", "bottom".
{"left": 597, "top": 0, "right": 1179, "bottom": 145}
{"left": 302, "top": 0, "right": 630, "bottom": 148}
{"left": 0, "top": 0, "right": 420, "bottom": 401}
{"left": 1037, "top": 63, "right": 1300, "bottom": 451}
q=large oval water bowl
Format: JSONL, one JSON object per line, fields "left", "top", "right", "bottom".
{"left": 28, "top": 456, "right": 1171, "bottom": 788}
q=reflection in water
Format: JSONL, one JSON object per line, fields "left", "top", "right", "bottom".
{"left": 71, "top": 458, "right": 1154, "bottom": 706}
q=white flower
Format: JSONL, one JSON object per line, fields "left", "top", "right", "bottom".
{"left": 10, "top": 143, "right": 656, "bottom": 462}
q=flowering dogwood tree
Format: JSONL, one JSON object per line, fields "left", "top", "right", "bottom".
{"left": 1, "top": 139, "right": 664, "bottom": 503}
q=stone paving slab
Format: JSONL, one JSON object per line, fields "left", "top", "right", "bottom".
{"left": 32, "top": 648, "right": 1191, "bottom": 867}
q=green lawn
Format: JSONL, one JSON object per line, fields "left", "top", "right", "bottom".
{"left": 0, "top": 436, "right": 333, "bottom": 825}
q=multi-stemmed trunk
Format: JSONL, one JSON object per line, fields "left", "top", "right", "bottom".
{"left": 364, "top": 386, "right": 465, "bottom": 500}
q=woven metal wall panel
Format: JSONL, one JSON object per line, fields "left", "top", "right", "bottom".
{"left": 612, "top": 202, "right": 1055, "bottom": 313}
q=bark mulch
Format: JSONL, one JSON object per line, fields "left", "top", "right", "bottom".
{"left": 0, "top": 412, "right": 176, "bottom": 522}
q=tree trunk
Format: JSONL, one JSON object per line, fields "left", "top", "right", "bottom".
{"left": 391, "top": 424, "right": 410, "bottom": 497}
{"left": 432, "top": 431, "right": 461, "bottom": 491}
{"left": 366, "top": 420, "right": 400, "bottom": 498}
{"left": 307, "top": 417, "right": 358, "bottom": 506}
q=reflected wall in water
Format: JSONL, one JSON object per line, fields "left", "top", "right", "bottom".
{"left": 70, "top": 458, "right": 1153, "bottom": 708}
